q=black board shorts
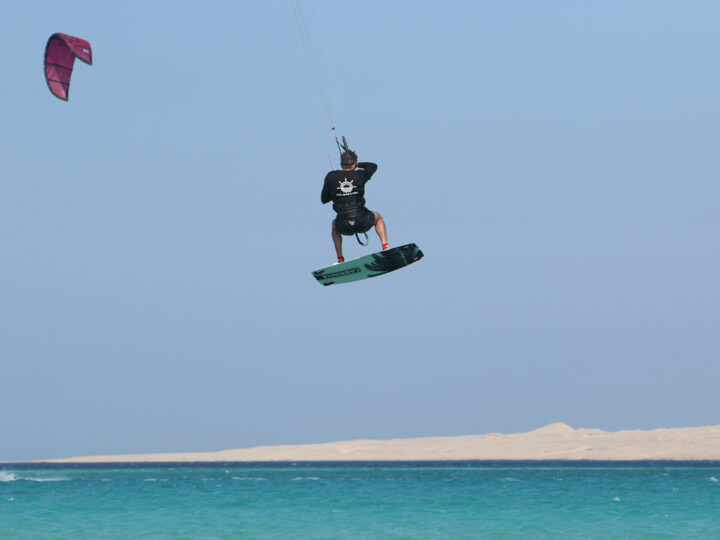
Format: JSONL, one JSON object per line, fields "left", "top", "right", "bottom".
{"left": 334, "top": 209, "right": 376, "bottom": 236}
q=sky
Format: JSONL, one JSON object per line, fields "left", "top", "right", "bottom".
{"left": 1, "top": 1, "right": 719, "bottom": 461}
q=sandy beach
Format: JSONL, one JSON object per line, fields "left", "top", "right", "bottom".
{"left": 28, "top": 423, "right": 720, "bottom": 463}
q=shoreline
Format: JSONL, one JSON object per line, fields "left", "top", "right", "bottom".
{"left": 7, "top": 423, "right": 720, "bottom": 464}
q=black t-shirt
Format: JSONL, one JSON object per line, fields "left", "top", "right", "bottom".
{"left": 321, "top": 162, "right": 378, "bottom": 219}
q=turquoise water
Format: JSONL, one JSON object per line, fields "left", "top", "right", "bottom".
{"left": 2, "top": 462, "right": 720, "bottom": 539}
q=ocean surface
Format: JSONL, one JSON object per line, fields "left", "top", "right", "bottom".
{"left": 1, "top": 461, "right": 720, "bottom": 539}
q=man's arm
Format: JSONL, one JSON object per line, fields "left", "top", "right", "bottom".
{"left": 321, "top": 173, "right": 333, "bottom": 204}
{"left": 357, "top": 162, "right": 378, "bottom": 181}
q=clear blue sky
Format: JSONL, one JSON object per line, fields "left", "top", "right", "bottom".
{"left": 2, "top": 1, "right": 719, "bottom": 461}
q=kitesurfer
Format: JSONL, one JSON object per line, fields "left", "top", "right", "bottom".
{"left": 321, "top": 150, "right": 388, "bottom": 263}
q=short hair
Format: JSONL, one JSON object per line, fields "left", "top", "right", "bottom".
{"left": 340, "top": 150, "right": 357, "bottom": 168}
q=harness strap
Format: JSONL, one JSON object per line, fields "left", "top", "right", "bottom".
{"left": 355, "top": 232, "right": 369, "bottom": 246}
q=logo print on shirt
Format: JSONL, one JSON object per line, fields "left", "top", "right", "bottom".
{"left": 339, "top": 178, "right": 354, "bottom": 194}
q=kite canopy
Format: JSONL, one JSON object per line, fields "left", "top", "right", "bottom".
{"left": 44, "top": 33, "right": 92, "bottom": 101}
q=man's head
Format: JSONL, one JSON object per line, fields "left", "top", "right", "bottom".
{"left": 341, "top": 150, "right": 358, "bottom": 169}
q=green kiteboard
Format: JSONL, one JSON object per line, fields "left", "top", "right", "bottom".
{"left": 312, "top": 243, "right": 423, "bottom": 286}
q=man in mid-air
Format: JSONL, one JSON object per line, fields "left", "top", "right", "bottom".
{"left": 321, "top": 150, "right": 388, "bottom": 263}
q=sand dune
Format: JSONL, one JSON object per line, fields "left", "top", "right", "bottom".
{"left": 32, "top": 422, "right": 720, "bottom": 463}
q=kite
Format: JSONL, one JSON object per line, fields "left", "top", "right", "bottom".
{"left": 44, "top": 33, "right": 92, "bottom": 101}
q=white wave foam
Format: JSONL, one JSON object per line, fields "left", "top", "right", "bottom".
{"left": 0, "top": 472, "right": 69, "bottom": 482}
{"left": 710, "top": 477, "right": 718, "bottom": 483}
{"left": 0, "top": 472, "right": 17, "bottom": 482}
{"left": 612, "top": 497, "right": 621, "bottom": 501}
{"left": 291, "top": 477, "right": 320, "bottom": 481}
{"left": 27, "top": 477, "right": 70, "bottom": 482}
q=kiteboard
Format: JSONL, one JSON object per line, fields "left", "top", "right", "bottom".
{"left": 312, "top": 243, "right": 423, "bottom": 286}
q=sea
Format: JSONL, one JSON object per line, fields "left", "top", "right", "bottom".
{"left": 2, "top": 461, "right": 720, "bottom": 539}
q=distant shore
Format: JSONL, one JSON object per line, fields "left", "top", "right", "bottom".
{"left": 8, "top": 423, "right": 720, "bottom": 463}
